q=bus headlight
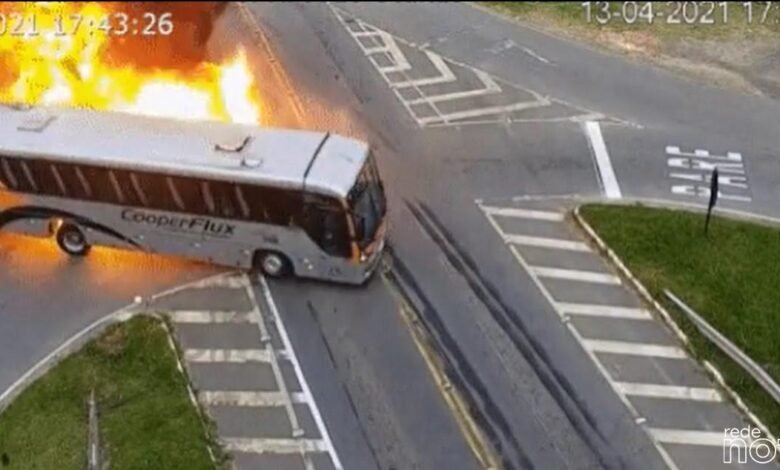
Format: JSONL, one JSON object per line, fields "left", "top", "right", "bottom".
{"left": 360, "top": 253, "right": 368, "bottom": 263}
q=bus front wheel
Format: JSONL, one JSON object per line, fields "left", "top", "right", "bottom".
{"left": 56, "top": 224, "right": 90, "bottom": 257}
{"left": 253, "top": 251, "right": 291, "bottom": 278}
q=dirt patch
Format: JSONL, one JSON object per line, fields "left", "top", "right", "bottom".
{"left": 95, "top": 323, "right": 127, "bottom": 357}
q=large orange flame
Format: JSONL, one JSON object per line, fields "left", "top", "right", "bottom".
{"left": 0, "top": 2, "right": 261, "bottom": 124}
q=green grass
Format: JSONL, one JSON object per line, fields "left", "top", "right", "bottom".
{"left": 580, "top": 204, "right": 780, "bottom": 436}
{"left": 0, "top": 316, "right": 219, "bottom": 470}
{"left": 483, "top": 1, "right": 780, "bottom": 41}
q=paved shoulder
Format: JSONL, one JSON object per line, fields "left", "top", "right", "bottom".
{"left": 477, "top": 196, "right": 771, "bottom": 470}
{"left": 154, "top": 273, "right": 342, "bottom": 470}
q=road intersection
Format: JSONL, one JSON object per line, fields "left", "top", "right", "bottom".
{"left": 1, "top": 2, "right": 778, "bottom": 469}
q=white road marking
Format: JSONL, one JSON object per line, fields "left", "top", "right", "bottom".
{"left": 530, "top": 266, "right": 622, "bottom": 285}
{"left": 666, "top": 146, "right": 743, "bottom": 162}
{"left": 405, "top": 69, "right": 500, "bottom": 104}
{"left": 498, "top": 240, "right": 681, "bottom": 470}
{"left": 665, "top": 145, "right": 752, "bottom": 203}
{"left": 258, "top": 275, "right": 343, "bottom": 470}
{"left": 184, "top": 348, "right": 290, "bottom": 363}
{"left": 481, "top": 205, "right": 564, "bottom": 221}
{"left": 615, "top": 382, "right": 722, "bottom": 401}
{"left": 330, "top": 4, "right": 604, "bottom": 128}
{"left": 667, "top": 158, "right": 746, "bottom": 174}
{"left": 376, "top": 30, "right": 412, "bottom": 73}
{"left": 245, "top": 280, "right": 301, "bottom": 437}
{"left": 671, "top": 185, "right": 753, "bottom": 202}
{"left": 584, "top": 121, "right": 622, "bottom": 199}
{"left": 352, "top": 31, "right": 381, "bottom": 38}
{"left": 669, "top": 172, "right": 749, "bottom": 188}
{"left": 390, "top": 51, "right": 456, "bottom": 88}
{"left": 556, "top": 303, "right": 653, "bottom": 320}
{"left": 186, "top": 275, "right": 247, "bottom": 290}
{"left": 503, "top": 234, "right": 590, "bottom": 252}
{"left": 223, "top": 438, "right": 329, "bottom": 454}
{"left": 521, "top": 46, "right": 552, "bottom": 64}
{"left": 650, "top": 429, "right": 741, "bottom": 447}
{"left": 167, "top": 310, "right": 254, "bottom": 324}
{"left": 582, "top": 339, "right": 687, "bottom": 359}
{"left": 417, "top": 99, "right": 550, "bottom": 126}
{"left": 200, "top": 390, "right": 308, "bottom": 407}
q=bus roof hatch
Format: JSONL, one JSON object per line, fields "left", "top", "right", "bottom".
{"left": 213, "top": 134, "right": 251, "bottom": 153}
{"left": 17, "top": 113, "right": 56, "bottom": 133}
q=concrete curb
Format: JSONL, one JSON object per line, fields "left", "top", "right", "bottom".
{"left": 0, "top": 305, "right": 138, "bottom": 415}
{"left": 0, "top": 270, "right": 232, "bottom": 415}
{"left": 572, "top": 201, "right": 778, "bottom": 448}
{"left": 0, "top": 270, "right": 236, "bottom": 469}
{"left": 159, "top": 316, "right": 224, "bottom": 469}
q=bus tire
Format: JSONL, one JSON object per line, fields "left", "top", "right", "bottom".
{"left": 254, "top": 250, "right": 291, "bottom": 278}
{"left": 56, "top": 223, "right": 90, "bottom": 257}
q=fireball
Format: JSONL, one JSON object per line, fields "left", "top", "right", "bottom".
{"left": 0, "top": 2, "right": 261, "bottom": 124}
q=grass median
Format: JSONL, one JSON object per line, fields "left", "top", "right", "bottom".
{"left": 580, "top": 204, "right": 780, "bottom": 436}
{"left": 0, "top": 316, "right": 220, "bottom": 470}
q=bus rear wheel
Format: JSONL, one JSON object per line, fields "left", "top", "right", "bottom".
{"left": 56, "top": 223, "right": 90, "bottom": 257}
{"left": 254, "top": 251, "right": 291, "bottom": 278}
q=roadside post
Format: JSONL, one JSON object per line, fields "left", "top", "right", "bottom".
{"left": 705, "top": 167, "right": 719, "bottom": 235}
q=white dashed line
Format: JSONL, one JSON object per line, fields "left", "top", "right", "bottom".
{"left": 200, "top": 391, "right": 309, "bottom": 407}
{"left": 530, "top": 266, "right": 622, "bottom": 285}
{"left": 167, "top": 310, "right": 254, "bottom": 324}
{"left": 521, "top": 46, "right": 552, "bottom": 64}
{"left": 481, "top": 205, "right": 565, "bottom": 221}
{"left": 582, "top": 339, "right": 687, "bottom": 359}
{"left": 184, "top": 348, "right": 289, "bottom": 363}
{"left": 584, "top": 121, "right": 622, "bottom": 199}
{"left": 556, "top": 303, "right": 653, "bottom": 320}
{"left": 649, "top": 429, "right": 740, "bottom": 447}
{"left": 614, "top": 382, "right": 723, "bottom": 401}
{"left": 503, "top": 234, "right": 591, "bottom": 252}
{"left": 223, "top": 438, "right": 329, "bottom": 454}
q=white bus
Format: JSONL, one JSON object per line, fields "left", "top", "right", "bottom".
{"left": 0, "top": 105, "right": 387, "bottom": 285}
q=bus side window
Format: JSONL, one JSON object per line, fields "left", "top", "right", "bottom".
{"left": 83, "top": 166, "right": 121, "bottom": 203}
{"left": 208, "top": 181, "right": 241, "bottom": 219}
{"left": 57, "top": 164, "right": 91, "bottom": 200}
{"left": 28, "top": 160, "right": 61, "bottom": 196}
{"left": 267, "top": 188, "right": 302, "bottom": 226}
{"left": 111, "top": 170, "right": 144, "bottom": 207}
{"left": 135, "top": 172, "right": 178, "bottom": 212}
{"left": 0, "top": 157, "right": 18, "bottom": 189}
{"left": 168, "top": 177, "right": 209, "bottom": 216}
{"left": 240, "top": 184, "right": 270, "bottom": 223}
{"left": 3, "top": 158, "right": 36, "bottom": 193}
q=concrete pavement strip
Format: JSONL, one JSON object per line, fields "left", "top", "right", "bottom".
{"left": 153, "top": 272, "right": 342, "bottom": 470}
{"left": 478, "top": 196, "right": 777, "bottom": 470}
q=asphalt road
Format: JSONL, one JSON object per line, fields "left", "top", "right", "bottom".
{"left": 244, "top": 2, "right": 780, "bottom": 469}
{"left": 1, "top": 2, "right": 778, "bottom": 470}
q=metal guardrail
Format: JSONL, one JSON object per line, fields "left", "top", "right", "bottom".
{"left": 664, "top": 289, "right": 780, "bottom": 405}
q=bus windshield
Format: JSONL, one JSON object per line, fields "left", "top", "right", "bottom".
{"left": 349, "top": 154, "right": 385, "bottom": 249}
